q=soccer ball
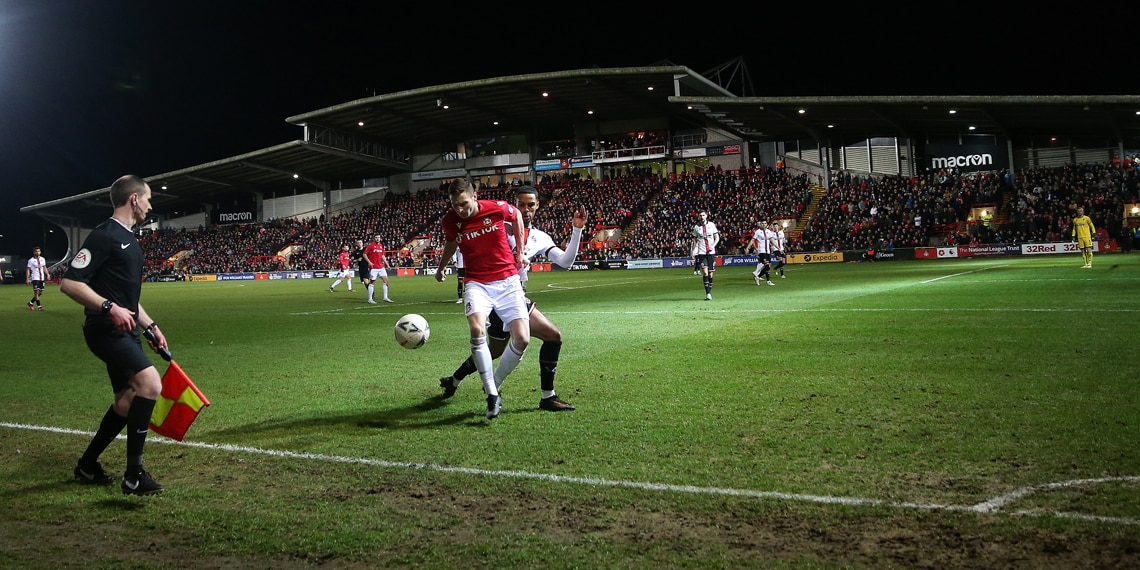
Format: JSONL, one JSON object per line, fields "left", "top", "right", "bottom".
{"left": 394, "top": 313, "right": 430, "bottom": 349}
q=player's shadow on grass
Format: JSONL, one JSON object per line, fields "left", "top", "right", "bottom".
{"left": 357, "top": 395, "right": 491, "bottom": 429}
{"left": 0, "top": 477, "right": 160, "bottom": 510}
{"left": 208, "top": 395, "right": 492, "bottom": 439}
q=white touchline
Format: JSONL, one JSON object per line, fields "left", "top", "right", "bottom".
{"left": 295, "top": 307, "right": 1140, "bottom": 317}
{"left": 920, "top": 265, "right": 1006, "bottom": 284}
{"left": 4, "top": 422, "right": 1137, "bottom": 525}
{"left": 542, "top": 275, "right": 693, "bottom": 291}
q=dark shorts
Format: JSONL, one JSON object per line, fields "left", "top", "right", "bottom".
{"left": 357, "top": 265, "right": 371, "bottom": 283}
{"left": 772, "top": 250, "right": 786, "bottom": 261}
{"left": 82, "top": 319, "right": 155, "bottom": 393}
{"left": 31, "top": 280, "right": 45, "bottom": 291}
{"left": 696, "top": 253, "right": 717, "bottom": 270}
{"left": 757, "top": 253, "right": 772, "bottom": 264}
{"left": 487, "top": 298, "right": 536, "bottom": 340}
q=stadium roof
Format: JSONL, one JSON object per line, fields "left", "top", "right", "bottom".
{"left": 287, "top": 66, "right": 735, "bottom": 148}
{"left": 676, "top": 94, "right": 1140, "bottom": 147}
{"left": 21, "top": 64, "right": 1140, "bottom": 227}
{"left": 22, "top": 141, "right": 408, "bottom": 227}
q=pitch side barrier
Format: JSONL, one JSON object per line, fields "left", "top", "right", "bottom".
{"left": 181, "top": 242, "right": 1116, "bottom": 281}
{"left": 585, "top": 242, "right": 1115, "bottom": 271}
{"left": 914, "top": 241, "right": 1111, "bottom": 260}
{"left": 184, "top": 264, "right": 554, "bottom": 282}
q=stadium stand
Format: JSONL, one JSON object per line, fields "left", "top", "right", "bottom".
{"left": 113, "top": 158, "right": 1139, "bottom": 278}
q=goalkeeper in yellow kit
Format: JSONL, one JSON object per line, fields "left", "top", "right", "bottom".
{"left": 1072, "top": 207, "right": 1096, "bottom": 268}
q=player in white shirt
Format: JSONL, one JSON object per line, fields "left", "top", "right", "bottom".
{"left": 440, "top": 185, "right": 586, "bottom": 412}
{"left": 692, "top": 211, "right": 719, "bottom": 300}
{"left": 771, "top": 223, "right": 788, "bottom": 278}
{"left": 26, "top": 246, "right": 48, "bottom": 310}
{"left": 748, "top": 221, "right": 778, "bottom": 286}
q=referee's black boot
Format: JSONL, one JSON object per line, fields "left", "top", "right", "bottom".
{"left": 121, "top": 469, "right": 164, "bottom": 496}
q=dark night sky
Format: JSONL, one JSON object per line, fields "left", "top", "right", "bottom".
{"left": 0, "top": 1, "right": 1130, "bottom": 259}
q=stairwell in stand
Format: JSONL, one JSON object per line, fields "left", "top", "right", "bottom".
{"left": 990, "top": 190, "right": 1014, "bottom": 231}
{"left": 788, "top": 184, "right": 828, "bottom": 241}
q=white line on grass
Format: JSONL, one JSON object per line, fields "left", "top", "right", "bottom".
{"left": 4, "top": 421, "right": 1137, "bottom": 526}
{"left": 538, "top": 307, "right": 1140, "bottom": 315}
{"left": 920, "top": 265, "right": 1007, "bottom": 284}
{"left": 291, "top": 302, "right": 459, "bottom": 316}
{"left": 292, "top": 307, "right": 1140, "bottom": 317}
{"left": 287, "top": 307, "right": 1140, "bottom": 316}
{"left": 541, "top": 275, "right": 691, "bottom": 291}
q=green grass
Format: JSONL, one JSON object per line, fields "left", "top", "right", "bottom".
{"left": 2, "top": 254, "right": 1139, "bottom": 568}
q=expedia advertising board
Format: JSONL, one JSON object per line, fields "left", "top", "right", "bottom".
{"left": 924, "top": 142, "right": 1007, "bottom": 173}
{"left": 789, "top": 252, "right": 843, "bottom": 264}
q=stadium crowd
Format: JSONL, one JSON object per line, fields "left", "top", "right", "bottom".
{"left": 124, "top": 159, "right": 1137, "bottom": 278}
{"left": 998, "top": 162, "right": 1136, "bottom": 245}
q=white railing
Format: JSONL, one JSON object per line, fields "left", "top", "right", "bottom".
{"left": 591, "top": 145, "right": 668, "bottom": 164}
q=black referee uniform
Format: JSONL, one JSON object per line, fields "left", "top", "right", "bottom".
{"left": 65, "top": 216, "right": 162, "bottom": 493}
{"left": 65, "top": 218, "right": 152, "bottom": 388}
{"left": 352, "top": 245, "right": 369, "bottom": 284}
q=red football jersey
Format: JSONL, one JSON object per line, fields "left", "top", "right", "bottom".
{"left": 441, "top": 200, "right": 519, "bottom": 284}
{"left": 364, "top": 241, "right": 386, "bottom": 268}
{"left": 338, "top": 250, "right": 351, "bottom": 269}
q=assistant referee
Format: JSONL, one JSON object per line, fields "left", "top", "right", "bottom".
{"left": 60, "top": 174, "right": 171, "bottom": 496}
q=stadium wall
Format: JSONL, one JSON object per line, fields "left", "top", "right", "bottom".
{"left": 164, "top": 212, "right": 208, "bottom": 231}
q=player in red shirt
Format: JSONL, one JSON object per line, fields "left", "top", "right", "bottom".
{"left": 328, "top": 245, "right": 354, "bottom": 292}
{"left": 363, "top": 234, "right": 392, "bottom": 303}
{"left": 435, "top": 179, "right": 528, "bottom": 420}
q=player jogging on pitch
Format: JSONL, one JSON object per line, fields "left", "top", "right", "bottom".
{"left": 329, "top": 244, "right": 354, "bottom": 292}
{"left": 692, "top": 211, "right": 719, "bottom": 300}
{"left": 26, "top": 246, "right": 48, "bottom": 310}
{"left": 748, "top": 220, "right": 777, "bottom": 286}
{"left": 364, "top": 234, "right": 392, "bottom": 303}
{"left": 771, "top": 221, "right": 788, "bottom": 278}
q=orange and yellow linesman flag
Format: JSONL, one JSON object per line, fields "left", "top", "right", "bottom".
{"left": 149, "top": 361, "right": 210, "bottom": 441}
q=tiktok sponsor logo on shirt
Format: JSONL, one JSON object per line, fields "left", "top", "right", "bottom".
{"left": 463, "top": 222, "right": 500, "bottom": 241}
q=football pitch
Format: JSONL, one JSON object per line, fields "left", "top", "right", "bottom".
{"left": 2, "top": 255, "right": 1138, "bottom": 568}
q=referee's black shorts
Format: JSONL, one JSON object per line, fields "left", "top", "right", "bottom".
{"left": 82, "top": 319, "right": 154, "bottom": 393}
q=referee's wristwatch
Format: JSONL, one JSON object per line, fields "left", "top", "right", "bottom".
{"left": 101, "top": 299, "right": 114, "bottom": 314}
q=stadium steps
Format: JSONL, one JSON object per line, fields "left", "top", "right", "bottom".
{"left": 990, "top": 190, "right": 1014, "bottom": 229}
{"left": 615, "top": 183, "right": 670, "bottom": 248}
{"left": 622, "top": 217, "right": 640, "bottom": 237}
{"left": 788, "top": 184, "right": 828, "bottom": 240}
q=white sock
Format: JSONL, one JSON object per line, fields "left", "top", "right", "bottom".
{"left": 382, "top": 283, "right": 389, "bottom": 299}
{"left": 367, "top": 283, "right": 374, "bottom": 300}
{"left": 331, "top": 279, "right": 342, "bottom": 288}
{"left": 493, "top": 341, "right": 526, "bottom": 390}
{"left": 470, "top": 337, "right": 496, "bottom": 397}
